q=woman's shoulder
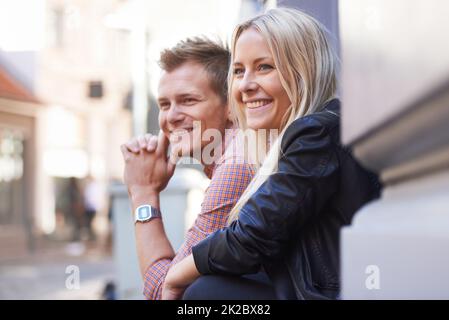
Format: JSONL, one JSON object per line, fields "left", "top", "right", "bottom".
{"left": 282, "top": 99, "right": 340, "bottom": 150}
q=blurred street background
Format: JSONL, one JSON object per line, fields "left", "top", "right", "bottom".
{"left": 1, "top": 0, "right": 449, "bottom": 300}
{"left": 0, "top": 0, "right": 281, "bottom": 300}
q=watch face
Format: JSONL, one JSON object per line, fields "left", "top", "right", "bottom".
{"left": 137, "top": 206, "right": 151, "bottom": 220}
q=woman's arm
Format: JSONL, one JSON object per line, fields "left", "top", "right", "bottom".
{"left": 162, "top": 254, "right": 200, "bottom": 300}
{"left": 192, "top": 117, "right": 340, "bottom": 276}
{"left": 161, "top": 117, "right": 339, "bottom": 298}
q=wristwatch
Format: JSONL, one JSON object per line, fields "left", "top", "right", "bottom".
{"left": 134, "top": 204, "right": 162, "bottom": 223}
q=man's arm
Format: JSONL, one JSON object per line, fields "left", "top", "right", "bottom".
{"left": 121, "top": 131, "right": 177, "bottom": 278}
{"left": 131, "top": 189, "right": 174, "bottom": 278}
{"left": 123, "top": 131, "right": 255, "bottom": 299}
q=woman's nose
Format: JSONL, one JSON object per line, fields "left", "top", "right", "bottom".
{"left": 238, "top": 72, "right": 258, "bottom": 93}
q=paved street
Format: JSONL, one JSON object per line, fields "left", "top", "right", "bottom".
{"left": 0, "top": 242, "right": 116, "bottom": 300}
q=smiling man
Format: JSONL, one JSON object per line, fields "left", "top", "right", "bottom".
{"left": 120, "top": 37, "right": 261, "bottom": 300}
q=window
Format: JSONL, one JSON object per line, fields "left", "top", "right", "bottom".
{"left": 88, "top": 81, "right": 104, "bottom": 99}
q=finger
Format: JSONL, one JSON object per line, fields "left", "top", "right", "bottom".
{"left": 144, "top": 133, "right": 152, "bottom": 145}
{"left": 156, "top": 130, "right": 170, "bottom": 157}
{"left": 126, "top": 138, "right": 140, "bottom": 153}
{"left": 137, "top": 135, "right": 147, "bottom": 150}
{"left": 120, "top": 144, "right": 132, "bottom": 161}
{"left": 146, "top": 135, "right": 158, "bottom": 152}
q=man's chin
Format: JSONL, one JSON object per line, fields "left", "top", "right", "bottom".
{"left": 171, "top": 144, "right": 194, "bottom": 159}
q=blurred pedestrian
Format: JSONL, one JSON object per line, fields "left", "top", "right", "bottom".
{"left": 68, "top": 177, "right": 84, "bottom": 242}
{"left": 83, "top": 175, "right": 101, "bottom": 241}
{"left": 102, "top": 281, "right": 116, "bottom": 300}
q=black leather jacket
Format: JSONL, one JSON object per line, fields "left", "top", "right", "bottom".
{"left": 192, "top": 99, "right": 381, "bottom": 299}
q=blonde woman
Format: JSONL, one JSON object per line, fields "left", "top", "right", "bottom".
{"left": 162, "top": 8, "right": 381, "bottom": 300}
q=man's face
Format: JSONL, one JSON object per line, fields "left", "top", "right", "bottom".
{"left": 157, "top": 62, "right": 229, "bottom": 162}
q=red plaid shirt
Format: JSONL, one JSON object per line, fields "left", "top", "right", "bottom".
{"left": 142, "top": 130, "right": 255, "bottom": 300}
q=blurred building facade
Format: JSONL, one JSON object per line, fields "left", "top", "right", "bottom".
{"left": 0, "top": 0, "right": 132, "bottom": 258}
{"left": 0, "top": 66, "right": 41, "bottom": 258}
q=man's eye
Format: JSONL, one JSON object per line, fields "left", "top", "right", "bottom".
{"left": 159, "top": 103, "right": 170, "bottom": 110}
{"left": 183, "top": 98, "right": 196, "bottom": 105}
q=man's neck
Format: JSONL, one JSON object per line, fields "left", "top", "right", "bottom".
{"left": 202, "top": 121, "right": 233, "bottom": 178}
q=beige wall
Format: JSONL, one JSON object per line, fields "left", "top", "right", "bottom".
{"left": 340, "top": 0, "right": 449, "bottom": 147}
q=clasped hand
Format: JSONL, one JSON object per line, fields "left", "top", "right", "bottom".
{"left": 120, "top": 131, "right": 177, "bottom": 197}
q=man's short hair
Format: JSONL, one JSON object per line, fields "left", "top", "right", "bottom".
{"left": 159, "top": 37, "right": 230, "bottom": 104}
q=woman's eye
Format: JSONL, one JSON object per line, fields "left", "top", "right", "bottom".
{"left": 233, "top": 68, "right": 244, "bottom": 76}
{"left": 258, "top": 64, "right": 273, "bottom": 71}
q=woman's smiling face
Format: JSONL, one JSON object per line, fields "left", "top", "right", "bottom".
{"left": 232, "top": 27, "right": 291, "bottom": 130}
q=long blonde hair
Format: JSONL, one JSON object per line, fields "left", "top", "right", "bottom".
{"left": 227, "top": 7, "right": 338, "bottom": 223}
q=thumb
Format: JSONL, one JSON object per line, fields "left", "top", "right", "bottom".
{"left": 167, "top": 147, "right": 179, "bottom": 175}
{"left": 167, "top": 157, "right": 176, "bottom": 177}
{"left": 156, "top": 130, "right": 170, "bottom": 158}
